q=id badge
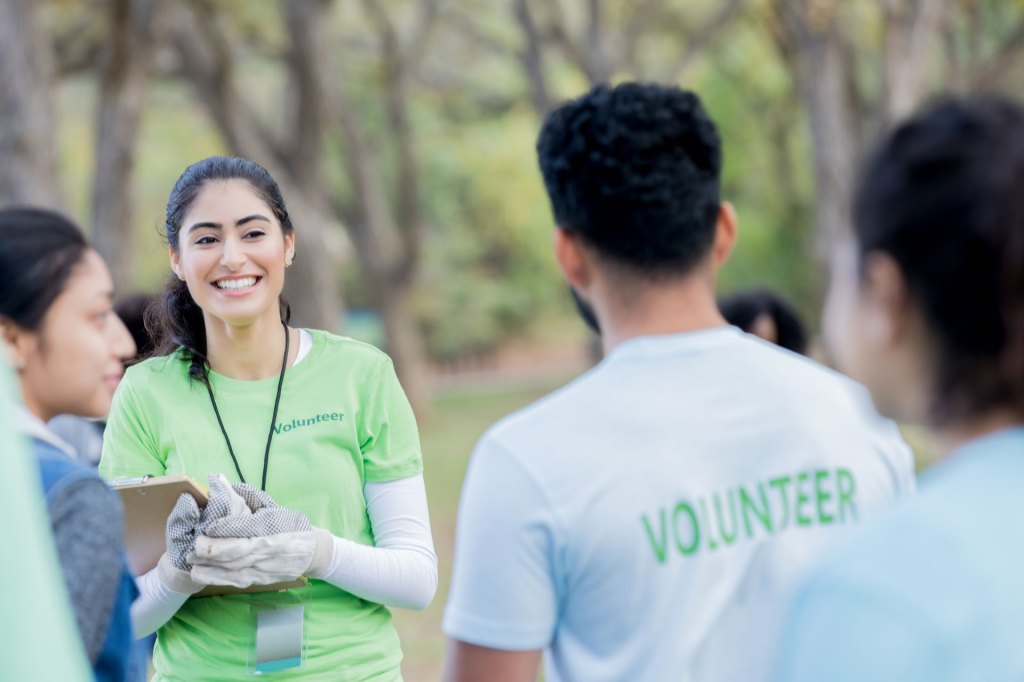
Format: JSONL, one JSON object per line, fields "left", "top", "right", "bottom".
{"left": 248, "top": 594, "right": 307, "bottom": 675}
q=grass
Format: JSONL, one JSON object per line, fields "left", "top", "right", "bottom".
{"left": 392, "top": 373, "right": 577, "bottom": 681}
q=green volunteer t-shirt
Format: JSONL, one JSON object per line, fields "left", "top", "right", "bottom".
{"left": 100, "top": 329, "right": 422, "bottom": 681}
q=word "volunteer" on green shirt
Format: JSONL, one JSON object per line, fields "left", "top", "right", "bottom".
{"left": 642, "top": 468, "right": 857, "bottom": 563}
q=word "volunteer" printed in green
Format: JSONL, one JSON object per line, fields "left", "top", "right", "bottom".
{"left": 273, "top": 412, "right": 345, "bottom": 435}
{"left": 641, "top": 468, "right": 857, "bottom": 563}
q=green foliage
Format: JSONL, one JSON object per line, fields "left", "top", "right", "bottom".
{"left": 416, "top": 107, "right": 565, "bottom": 359}
{"left": 687, "top": 11, "right": 822, "bottom": 324}
{"left": 49, "top": 0, "right": 1024, "bottom": 362}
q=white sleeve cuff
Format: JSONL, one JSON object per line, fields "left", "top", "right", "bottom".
{"left": 131, "top": 562, "right": 191, "bottom": 637}
{"left": 318, "top": 473, "right": 438, "bottom": 610}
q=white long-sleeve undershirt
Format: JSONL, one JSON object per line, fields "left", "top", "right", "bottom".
{"left": 131, "top": 473, "right": 437, "bottom": 637}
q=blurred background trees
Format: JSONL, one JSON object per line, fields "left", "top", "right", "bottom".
{"left": 3, "top": 0, "right": 1024, "bottom": 417}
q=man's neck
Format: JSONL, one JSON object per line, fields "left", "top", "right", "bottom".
{"left": 205, "top": 314, "right": 292, "bottom": 380}
{"left": 598, "top": 276, "right": 727, "bottom": 355}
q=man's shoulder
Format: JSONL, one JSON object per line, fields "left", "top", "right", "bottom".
{"left": 734, "top": 334, "right": 866, "bottom": 397}
{"left": 482, "top": 368, "right": 605, "bottom": 447}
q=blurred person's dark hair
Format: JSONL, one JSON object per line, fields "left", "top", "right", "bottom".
{"left": 719, "top": 288, "right": 808, "bottom": 354}
{"left": 853, "top": 95, "right": 1024, "bottom": 423}
{"left": 114, "top": 293, "right": 155, "bottom": 360}
{"left": 536, "top": 82, "right": 722, "bottom": 280}
{"left": 146, "top": 156, "right": 294, "bottom": 381}
{"left": 0, "top": 208, "right": 89, "bottom": 332}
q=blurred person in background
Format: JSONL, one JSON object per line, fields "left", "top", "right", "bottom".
{"left": 442, "top": 82, "right": 915, "bottom": 682}
{"left": 100, "top": 156, "right": 437, "bottom": 681}
{"left": 775, "top": 96, "right": 1024, "bottom": 681}
{"left": 49, "top": 293, "right": 155, "bottom": 466}
{"left": 0, "top": 207, "right": 139, "bottom": 681}
{"left": 719, "top": 287, "right": 809, "bottom": 355}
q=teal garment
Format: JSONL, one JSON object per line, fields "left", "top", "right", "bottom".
{"left": 0, "top": 368, "right": 91, "bottom": 680}
{"left": 775, "top": 427, "right": 1024, "bottom": 682}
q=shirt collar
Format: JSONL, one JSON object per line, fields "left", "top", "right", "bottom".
{"left": 12, "top": 402, "right": 77, "bottom": 458}
{"left": 604, "top": 325, "right": 742, "bottom": 363}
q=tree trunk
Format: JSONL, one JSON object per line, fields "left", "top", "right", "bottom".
{"left": 0, "top": 0, "right": 61, "bottom": 208}
{"left": 882, "top": 0, "right": 946, "bottom": 122}
{"left": 780, "top": 0, "right": 858, "bottom": 257}
{"left": 91, "top": 0, "right": 160, "bottom": 292}
{"left": 375, "top": 282, "right": 430, "bottom": 424}
{"left": 279, "top": 0, "right": 344, "bottom": 331}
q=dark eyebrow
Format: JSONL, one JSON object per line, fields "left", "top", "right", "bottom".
{"left": 186, "top": 214, "right": 270, "bottom": 234}
{"left": 236, "top": 214, "right": 271, "bottom": 227}
{"left": 187, "top": 221, "right": 221, "bottom": 234}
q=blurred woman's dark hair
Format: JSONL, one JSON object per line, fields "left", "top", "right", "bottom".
{"left": 146, "top": 156, "right": 294, "bottom": 381}
{"left": 114, "top": 293, "right": 156, "bottom": 360}
{"left": 0, "top": 207, "right": 90, "bottom": 332}
{"left": 718, "top": 287, "right": 808, "bottom": 355}
{"left": 853, "top": 95, "right": 1024, "bottom": 423}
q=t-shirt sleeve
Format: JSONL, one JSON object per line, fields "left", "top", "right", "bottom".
{"left": 442, "top": 435, "right": 560, "bottom": 651}
{"left": 100, "top": 378, "right": 166, "bottom": 480}
{"left": 773, "top": 569, "right": 943, "bottom": 682}
{"left": 359, "top": 356, "right": 423, "bottom": 482}
{"left": 851, "top": 382, "right": 917, "bottom": 499}
{"left": 875, "top": 418, "right": 917, "bottom": 499}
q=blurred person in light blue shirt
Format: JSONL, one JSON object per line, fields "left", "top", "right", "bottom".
{"left": 0, "top": 367, "right": 91, "bottom": 680}
{"left": 774, "top": 96, "right": 1024, "bottom": 682}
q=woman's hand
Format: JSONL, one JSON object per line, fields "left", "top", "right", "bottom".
{"left": 190, "top": 482, "right": 335, "bottom": 588}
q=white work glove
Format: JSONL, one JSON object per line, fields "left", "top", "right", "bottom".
{"left": 192, "top": 528, "right": 334, "bottom": 587}
{"left": 190, "top": 481, "right": 334, "bottom": 588}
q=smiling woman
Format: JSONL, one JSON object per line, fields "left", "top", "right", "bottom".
{"left": 0, "top": 207, "right": 138, "bottom": 681}
{"left": 99, "top": 156, "right": 437, "bottom": 682}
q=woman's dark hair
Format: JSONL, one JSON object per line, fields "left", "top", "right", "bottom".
{"left": 0, "top": 207, "right": 90, "bottom": 331}
{"left": 146, "top": 156, "right": 294, "bottom": 380}
{"left": 853, "top": 95, "right": 1024, "bottom": 423}
{"left": 718, "top": 287, "right": 808, "bottom": 355}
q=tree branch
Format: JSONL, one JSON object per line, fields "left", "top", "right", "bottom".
{"left": 408, "top": 0, "right": 443, "bottom": 66}
{"left": 91, "top": 0, "right": 162, "bottom": 291}
{"left": 514, "top": 0, "right": 554, "bottom": 116}
{"left": 361, "top": 0, "right": 425, "bottom": 287}
{"left": 167, "top": 0, "right": 285, "bottom": 166}
{"left": 665, "top": 0, "right": 747, "bottom": 82}
{"left": 971, "top": 18, "right": 1024, "bottom": 91}
{"left": 283, "top": 0, "right": 333, "bottom": 188}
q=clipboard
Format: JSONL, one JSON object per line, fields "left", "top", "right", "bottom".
{"left": 112, "top": 475, "right": 307, "bottom": 597}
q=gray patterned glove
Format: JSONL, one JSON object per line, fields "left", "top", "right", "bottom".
{"left": 198, "top": 482, "right": 312, "bottom": 539}
{"left": 158, "top": 491, "right": 206, "bottom": 593}
{"left": 191, "top": 485, "right": 334, "bottom": 587}
{"left": 158, "top": 473, "right": 247, "bottom": 593}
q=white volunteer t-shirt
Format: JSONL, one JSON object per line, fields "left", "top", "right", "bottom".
{"left": 443, "top": 327, "right": 915, "bottom": 682}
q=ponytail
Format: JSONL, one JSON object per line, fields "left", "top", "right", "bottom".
{"left": 145, "top": 275, "right": 208, "bottom": 381}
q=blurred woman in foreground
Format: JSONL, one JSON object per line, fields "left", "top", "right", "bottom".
{"left": 775, "top": 96, "right": 1024, "bottom": 681}
{"left": 0, "top": 207, "right": 138, "bottom": 680}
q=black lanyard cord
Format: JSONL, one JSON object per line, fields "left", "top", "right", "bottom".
{"left": 202, "top": 320, "right": 290, "bottom": 491}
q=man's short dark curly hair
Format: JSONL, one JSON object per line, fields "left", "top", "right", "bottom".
{"left": 536, "top": 82, "right": 722, "bottom": 278}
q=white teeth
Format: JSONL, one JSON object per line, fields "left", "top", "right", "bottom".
{"left": 215, "top": 277, "right": 257, "bottom": 290}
